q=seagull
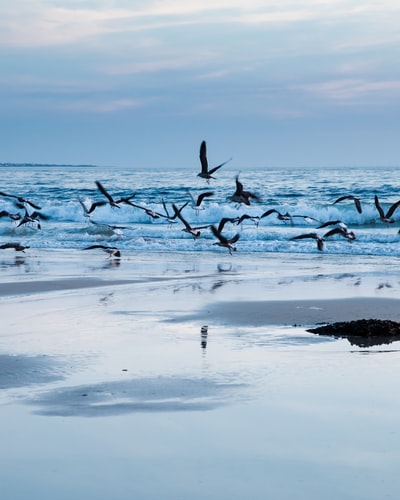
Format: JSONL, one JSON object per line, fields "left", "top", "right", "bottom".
{"left": 291, "top": 214, "right": 320, "bottom": 225}
{"left": 188, "top": 190, "right": 214, "bottom": 213}
{"left": 88, "top": 219, "right": 127, "bottom": 235}
{"left": 210, "top": 225, "right": 240, "bottom": 254}
{"left": 0, "top": 191, "right": 41, "bottom": 210}
{"left": 217, "top": 216, "right": 240, "bottom": 233}
{"left": 16, "top": 208, "right": 48, "bottom": 230}
{"left": 172, "top": 203, "right": 209, "bottom": 238}
{"left": 128, "top": 201, "right": 164, "bottom": 220}
{"left": 332, "top": 195, "right": 362, "bottom": 214}
{"left": 259, "top": 209, "right": 294, "bottom": 226}
{"left": 228, "top": 175, "right": 260, "bottom": 206}
{"left": 374, "top": 195, "right": 400, "bottom": 223}
{"left": 0, "top": 242, "right": 30, "bottom": 252}
{"left": 160, "top": 199, "right": 189, "bottom": 225}
{"left": 198, "top": 140, "right": 231, "bottom": 182}
{"left": 0, "top": 210, "right": 21, "bottom": 221}
{"left": 235, "top": 213, "right": 260, "bottom": 227}
{"left": 83, "top": 245, "right": 121, "bottom": 258}
{"left": 317, "top": 220, "right": 348, "bottom": 229}
{"left": 323, "top": 227, "right": 356, "bottom": 241}
{"left": 94, "top": 181, "right": 136, "bottom": 209}
{"left": 291, "top": 232, "right": 324, "bottom": 251}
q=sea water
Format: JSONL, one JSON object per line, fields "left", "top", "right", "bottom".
{"left": 0, "top": 165, "right": 399, "bottom": 256}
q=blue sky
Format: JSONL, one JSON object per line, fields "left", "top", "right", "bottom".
{"left": 1, "top": 1, "right": 400, "bottom": 168}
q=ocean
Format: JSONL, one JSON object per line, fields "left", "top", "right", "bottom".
{"left": 0, "top": 164, "right": 399, "bottom": 257}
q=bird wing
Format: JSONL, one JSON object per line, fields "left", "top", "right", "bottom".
{"left": 95, "top": 181, "right": 114, "bottom": 203}
{"left": 333, "top": 195, "right": 352, "bottom": 204}
{"left": 374, "top": 195, "right": 385, "bottom": 218}
{"left": 260, "top": 209, "right": 277, "bottom": 219}
{"left": 196, "top": 191, "right": 214, "bottom": 206}
{"left": 386, "top": 200, "right": 400, "bottom": 219}
{"left": 229, "top": 233, "right": 240, "bottom": 244}
{"left": 291, "top": 233, "right": 320, "bottom": 241}
{"left": 353, "top": 198, "right": 362, "bottom": 214}
{"left": 208, "top": 157, "right": 231, "bottom": 176}
{"left": 323, "top": 228, "right": 342, "bottom": 238}
{"left": 210, "top": 225, "right": 228, "bottom": 244}
{"left": 172, "top": 203, "right": 191, "bottom": 230}
{"left": 199, "top": 141, "right": 208, "bottom": 174}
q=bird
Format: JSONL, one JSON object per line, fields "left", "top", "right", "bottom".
{"left": 198, "top": 140, "right": 231, "bottom": 181}
{"left": 159, "top": 199, "right": 189, "bottom": 225}
{"left": 259, "top": 209, "right": 294, "bottom": 226}
{"left": 228, "top": 175, "right": 259, "bottom": 206}
{"left": 16, "top": 208, "right": 48, "bottom": 230}
{"left": 0, "top": 210, "right": 21, "bottom": 221}
{"left": 217, "top": 216, "right": 240, "bottom": 233}
{"left": 0, "top": 191, "right": 41, "bottom": 210}
{"left": 210, "top": 225, "right": 240, "bottom": 254}
{"left": 94, "top": 181, "right": 136, "bottom": 209}
{"left": 188, "top": 190, "right": 214, "bottom": 213}
{"left": 172, "top": 204, "right": 209, "bottom": 238}
{"left": 317, "top": 220, "right": 348, "bottom": 230}
{"left": 235, "top": 213, "right": 260, "bottom": 227}
{"left": 323, "top": 227, "right": 356, "bottom": 241}
{"left": 291, "top": 232, "right": 324, "bottom": 251}
{"left": 88, "top": 219, "right": 127, "bottom": 235}
{"left": 83, "top": 245, "right": 121, "bottom": 258}
{"left": 128, "top": 201, "right": 164, "bottom": 220}
{"left": 332, "top": 195, "right": 362, "bottom": 214}
{"left": 374, "top": 195, "right": 400, "bottom": 223}
{"left": 0, "top": 242, "right": 30, "bottom": 252}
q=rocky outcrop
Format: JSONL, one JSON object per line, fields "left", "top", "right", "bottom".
{"left": 308, "top": 319, "right": 400, "bottom": 347}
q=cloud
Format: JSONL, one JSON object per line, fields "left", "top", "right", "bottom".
{"left": 61, "top": 97, "right": 149, "bottom": 113}
{"left": 297, "top": 79, "right": 400, "bottom": 101}
{"left": 1, "top": 1, "right": 400, "bottom": 48}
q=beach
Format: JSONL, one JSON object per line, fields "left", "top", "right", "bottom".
{"left": 1, "top": 249, "right": 400, "bottom": 499}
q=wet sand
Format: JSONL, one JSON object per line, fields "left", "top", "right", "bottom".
{"left": 1, "top": 250, "right": 400, "bottom": 499}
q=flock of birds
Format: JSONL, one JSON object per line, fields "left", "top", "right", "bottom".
{"left": 1, "top": 140, "right": 400, "bottom": 258}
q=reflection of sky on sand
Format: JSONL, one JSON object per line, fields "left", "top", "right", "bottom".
{"left": 1, "top": 253, "right": 400, "bottom": 499}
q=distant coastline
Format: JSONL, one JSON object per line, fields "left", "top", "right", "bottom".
{"left": 0, "top": 163, "right": 98, "bottom": 168}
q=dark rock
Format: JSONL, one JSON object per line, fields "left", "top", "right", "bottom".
{"left": 307, "top": 319, "right": 400, "bottom": 347}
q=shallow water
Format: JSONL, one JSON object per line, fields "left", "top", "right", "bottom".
{"left": 1, "top": 250, "right": 400, "bottom": 499}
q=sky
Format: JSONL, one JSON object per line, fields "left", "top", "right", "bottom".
{"left": 1, "top": 0, "right": 400, "bottom": 168}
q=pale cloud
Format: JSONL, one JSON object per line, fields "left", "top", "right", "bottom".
{"left": 297, "top": 79, "right": 400, "bottom": 101}
{"left": 1, "top": 1, "right": 400, "bottom": 48}
{"left": 61, "top": 98, "right": 148, "bottom": 113}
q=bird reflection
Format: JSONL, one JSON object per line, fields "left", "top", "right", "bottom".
{"left": 201, "top": 325, "right": 208, "bottom": 350}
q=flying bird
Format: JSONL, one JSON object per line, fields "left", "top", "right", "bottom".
{"left": 0, "top": 191, "right": 41, "bottom": 210}
{"left": 210, "top": 225, "right": 240, "bottom": 254}
{"left": 0, "top": 210, "right": 21, "bottom": 221}
{"left": 172, "top": 203, "right": 209, "bottom": 238}
{"left": 83, "top": 245, "right": 121, "bottom": 258}
{"left": 16, "top": 208, "right": 48, "bottom": 230}
{"left": 228, "top": 175, "right": 260, "bottom": 206}
{"left": 188, "top": 190, "right": 214, "bottom": 213}
{"left": 291, "top": 232, "right": 325, "bottom": 251}
{"left": 323, "top": 227, "right": 356, "bottom": 241}
{"left": 159, "top": 199, "right": 189, "bottom": 225}
{"left": 332, "top": 195, "right": 362, "bottom": 214}
{"left": 94, "top": 181, "right": 136, "bottom": 209}
{"left": 198, "top": 140, "right": 231, "bottom": 181}
{"left": 0, "top": 242, "right": 30, "bottom": 252}
{"left": 259, "top": 209, "right": 294, "bottom": 226}
{"left": 374, "top": 195, "right": 400, "bottom": 223}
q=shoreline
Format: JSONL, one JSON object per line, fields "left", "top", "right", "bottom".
{"left": 1, "top": 274, "right": 399, "bottom": 327}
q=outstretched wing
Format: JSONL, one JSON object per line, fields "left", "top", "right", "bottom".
{"left": 386, "top": 200, "right": 400, "bottom": 219}
{"left": 199, "top": 141, "right": 208, "bottom": 174}
{"left": 374, "top": 195, "right": 385, "bottom": 218}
